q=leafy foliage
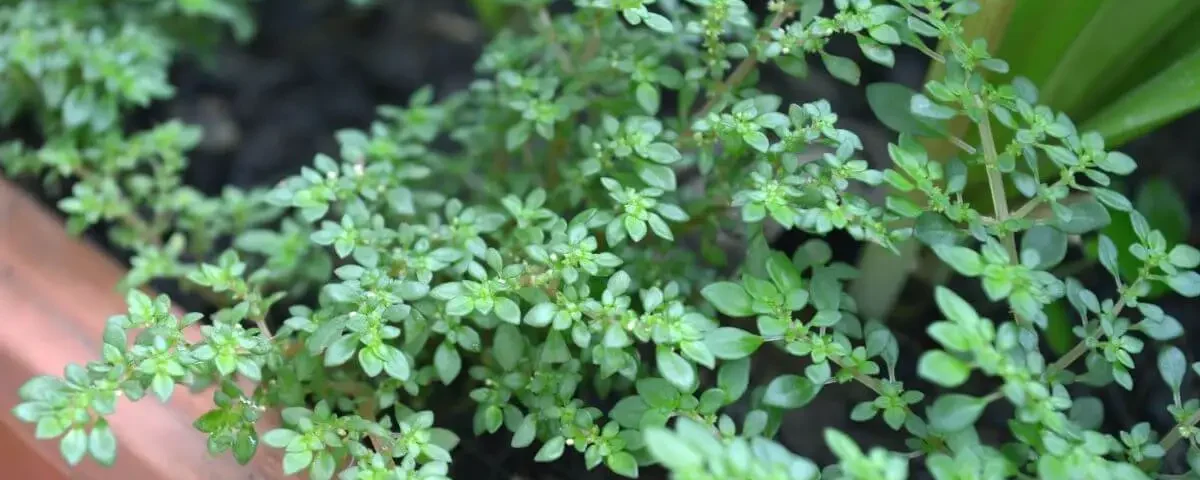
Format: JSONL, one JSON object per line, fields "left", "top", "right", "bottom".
{"left": 5, "top": 0, "right": 1200, "bottom": 479}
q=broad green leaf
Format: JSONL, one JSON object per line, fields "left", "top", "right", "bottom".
{"left": 88, "top": 421, "right": 117, "bottom": 466}
{"left": 657, "top": 349, "right": 695, "bottom": 390}
{"left": 928, "top": 394, "right": 987, "bottom": 432}
{"left": 60, "top": 428, "right": 87, "bottom": 466}
{"left": 1159, "top": 346, "right": 1187, "bottom": 394}
{"left": 934, "top": 287, "right": 979, "bottom": 325}
{"left": 873, "top": 81, "right": 945, "bottom": 136}
{"left": 1020, "top": 225, "right": 1068, "bottom": 270}
{"left": 918, "top": 350, "right": 971, "bottom": 387}
{"left": 763, "top": 375, "right": 820, "bottom": 409}
{"left": 1037, "top": 0, "right": 1200, "bottom": 120}
{"left": 701, "top": 282, "right": 753, "bottom": 317}
{"left": 433, "top": 343, "right": 461, "bottom": 384}
{"left": 606, "top": 451, "right": 639, "bottom": 478}
{"left": 1083, "top": 41, "right": 1200, "bottom": 148}
{"left": 535, "top": 436, "right": 566, "bottom": 462}
{"left": 704, "top": 327, "right": 763, "bottom": 360}
{"left": 643, "top": 428, "right": 702, "bottom": 470}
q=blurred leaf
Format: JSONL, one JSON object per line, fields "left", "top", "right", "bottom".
{"left": 1037, "top": 0, "right": 1200, "bottom": 119}
{"left": 1082, "top": 47, "right": 1200, "bottom": 148}
{"left": 994, "top": 0, "right": 1105, "bottom": 87}
{"left": 866, "top": 83, "right": 946, "bottom": 137}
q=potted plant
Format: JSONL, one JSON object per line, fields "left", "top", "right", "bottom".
{"left": 5, "top": 0, "right": 1200, "bottom": 479}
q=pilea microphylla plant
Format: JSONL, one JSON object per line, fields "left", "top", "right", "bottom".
{"left": 5, "top": 0, "right": 1200, "bottom": 479}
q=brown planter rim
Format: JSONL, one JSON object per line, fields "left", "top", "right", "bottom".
{"left": 0, "top": 178, "right": 287, "bottom": 480}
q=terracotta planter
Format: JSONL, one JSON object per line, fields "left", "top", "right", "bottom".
{"left": 0, "top": 178, "right": 287, "bottom": 479}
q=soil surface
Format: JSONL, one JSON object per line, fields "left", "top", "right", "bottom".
{"left": 11, "top": 0, "right": 1200, "bottom": 478}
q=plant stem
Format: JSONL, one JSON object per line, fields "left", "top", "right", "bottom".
{"left": 1044, "top": 274, "right": 1142, "bottom": 378}
{"left": 975, "top": 97, "right": 1018, "bottom": 262}
{"left": 1160, "top": 407, "right": 1200, "bottom": 454}
{"left": 687, "top": 4, "right": 796, "bottom": 127}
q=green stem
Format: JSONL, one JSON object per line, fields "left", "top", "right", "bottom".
{"left": 1044, "top": 272, "right": 1144, "bottom": 378}
{"left": 976, "top": 97, "right": 1019, "bottom": 262}
{"left": 1160, "top": 407, "right": 1200, "bottom": 454}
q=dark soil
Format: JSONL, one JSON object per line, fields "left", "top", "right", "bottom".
{"left": 10, "top": 0, "right": 1200, "bottom": 478}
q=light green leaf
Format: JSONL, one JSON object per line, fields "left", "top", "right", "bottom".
{"left": 918, "top": 350, "right": 972, "bottom": 387}
{"left": 1020, "top": 225, "right": 1068, "bottom": 270}
{"left": 934, "top": 287, "right": 979, "bottom": 325}
{"left": 763, "top": 374, "right": 820, "bottom": 409}
{"left": 636, "top": 82, "right": 660, "bottom": 114}
{"left": 704, "top": 327, "right": 763, "bottom": 360}
{"left": 866, "top": 82, "right": 945, "bottom": 137}
{"left": 494, "top": 297, "right": 521, "bottom": 324}
{"left": 1159, "top": 346, "right": 1187, "bottom": 394}
{"left": 606, "top": 451, "right": 639, "bottom": 478}
{"left": 657, "top": 349, "right": 695, "bottom": 390}
{"left": 534, "top": 436, "right": 566, "bottom": 462}
{"left": 701, "top": 282, "right": 753, "bottom": 317}
{"left": 60, "top": 428, "right": 87, "bottom": 466}
{"left": 928, "top": 394, "right": 987, "bottom": 432}
{"left": 643, "top": 428, "right": 702, "bottom": 470}
{"left": 88, "top": 421, "right": 117, "bottom": 466}
{"left": 433, "top": 343, "right": 461, "bottom": 384}
{"left": 283, "top": 449, "right": 314, "bottom": 475}
{"left": 821, "top": 53, "right": 861, "bottom": 85}
{"left": 1168, "top": 271, "right": 1200, "bottom": 297}
{"left": 643, "top": 12, "right": 674, "bottom": 33}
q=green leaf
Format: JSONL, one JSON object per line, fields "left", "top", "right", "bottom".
{"left": 643, "top": 427, "right": 702, "bottom": 470}
{"left": 324, "top": 334, "right": 358, "bottom": 367}
{"left": 928, "top": 394, "right": 987, "bottom": 432}
{"left": 910, "top": 94, "right": 956, "bottom": 120}
{"left": 88, "top": 421, "right": 117, "bottom": 466}
{"left": 717, "top": 358, "right": 751, "bottom": 403}
{"left": 494, "top": 297, "right": 521, "bottom": 324}
{"left": 263, "top": 428, "right": 298, "bottom": 448}
{"left": 1037, "top": 0, "right": 1200, "bottom": 120}
{"left": 657, "top": 349, "right": 695, "bottom": 390}
{"left": 60, "top": 428, "right": 87, "bottom": 466}
{"left": 283, "top": 449, "right": 314, "bottom": 475}
{"left": 638, "top": 163, "right": 677, "bottom": 190}
{"left": 1020, "top": 225, "right": 1068, "bottom": 269}
{"left": 704, "top": 327, "right": 763, "bottom": 360}
{"left": 434, "top": 343, "right": 461, "bottom": 384}
{"left": 1168, "top": 272, "right": 1200, "bottom": 297}
{"left": 1159, "top": 346, "right": 1187, "bottom": 394}
{"left": 512, "top": 414, "right": 537, "bottom": 448}
{"left": 1051, "top": 198, "right": 1111, "bottom": 234}
{"left": 763, "top": 374, "right": 820, "bottom": 409}
{"left": 701, "top": 282, "right": 753, "bottom": 317}
{"left": 742, "top": 131, "right": 770, "bottom": 152}
{"left": 493, "top": 324, "right": 523, "bottom": 371}
{"left": 606, "top": 451, "right": 639, "bottom": 478}
{"left": 917, "top": 350, "right": 971, "bottom": 387}
{"left": 1170, "top": 245, "right": 1200, "bottom": 269}
{"left": 310, "top": 451, "right": 336, "bottom": 480}
{"left": 535, "top": 436, "right": 566, "bottom": 462}
{"left": 934, "top": 287, "right": 979, "bottom": 325}
{"left": 821, "top": 53, "right": 861, "bottom": 85}
{"left": 1084, "top": 39, "right": 1200, "bottom": 147}
{"left": 866, "top": 83, "right": 945, "bottom": 137}
{"left": 915, "top": 212, "right": 964, "bottom": 246}
{"left": 636, "top": 82, "right": 660, "bottom": 114}
{"left": 151, "top": 373, "right": 174, "bottom": 402}
{"left": 643, "top": 12, "right": 674, "bottom": 33}
{"left": 382, "top": 345, "right": 411, "bottom": 380}
{"left": 1137, "top": 178, "right": 1189, "bottom": 246}
{"left": 932, "top": 245, "right": 983, "bottom": 276}
{"left": 1097, "top": 235, "right": 1119, "bottom": 277}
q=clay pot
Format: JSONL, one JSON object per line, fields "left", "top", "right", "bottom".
{"left": 0, "top": 178, "right": 287, "bottom": 479}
